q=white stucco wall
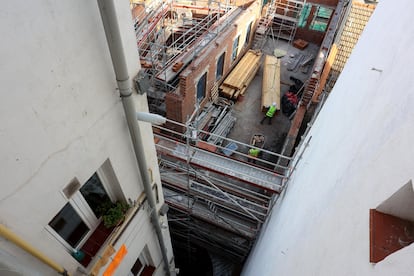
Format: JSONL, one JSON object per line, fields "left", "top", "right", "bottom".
{"left": 242, "top": 0, "right": 414, "bottom": 275}
{"left": 0, "top": 1, "right": 172, "bottom": 275}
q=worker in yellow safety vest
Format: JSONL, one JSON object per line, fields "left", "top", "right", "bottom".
{"left": 248, "top": 148, "right": 260, "bottom": 163}
{"left": 260, "top": 102, "right": 277, "bottom": 125}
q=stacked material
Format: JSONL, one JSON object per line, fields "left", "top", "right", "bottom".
{"left": 261, "top": 55, "right": 280, "bottom": 111}
{"left": 220, "top": 50, "right": 262, "bottom": 100}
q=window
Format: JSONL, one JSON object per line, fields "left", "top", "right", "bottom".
{"left": 49, "top": 203, "right": 89, "bottom": 248}
{"left": 310, "top": 6, "right": 333, "bottom": 32}
{"left": 196, "top": 72, "right": 207, "bottom": 102}
{"left": 231, "top": 35, "right": 240, "bottom": 62}
{"left": 79, "top": 173, "right": 112, "bottom": 217}
{"left": 216, "top": 52, "right": 225, "bottom": 81}
{"left": 48, "top": 168, "right": 120, "bottom": 267}
{"left": 298, "top": 3, "right": 311, "bottom": 28}
{"left": 244, "top": 22, "right": 252, "bottom": 47}
{"left": 370, "top": 180, "right": 414, "bottom": 263}
{"left": 129, "top": 246, "right": 155, "bottom": 276}
{"left": 298, "top": 4, "right": 333, "bottom": 32}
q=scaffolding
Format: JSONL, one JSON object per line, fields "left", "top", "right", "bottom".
{"left": 271, "top": 0, "right": 305, "bottom": 44}
{"left": 131, "top": 0, "right": 295, "bottom": 265}
{"left": 252, "top": 0, "right": 305, "bottom": 49}
{"left": 132, "top": 0, "right": 237, "bottom": 114}
{"left": 152, "top": 113, "right": 292, "bottom": 262}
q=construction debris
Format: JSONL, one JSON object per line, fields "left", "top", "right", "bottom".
{"left": 287, "top": 53, "right": 303, "bottom": 71}
{"left": 262, "top": 55, "right": 281, "bottom": 111}
{"left": 220, "top": 50, "right": 262, "bottom": 100}
{"left": 193, "top": 98, "right": 236, "bottom": 145}
{"left": 293, "top": 39, "right": 309, "bottom": 50}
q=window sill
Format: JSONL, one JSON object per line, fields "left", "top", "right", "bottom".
{"left": 87, "top": 194, "right": 147, "bottom": 274}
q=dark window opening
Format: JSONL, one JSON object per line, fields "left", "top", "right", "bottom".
{"left": 49, "top": 203, "right": 89, "bottom": 248}
{"left": 245, "top": 22, "right": 252, "bottom": 47}
{"left": 197, "top": 72, "right": 207, "bottom": 102}
{"left": 80, "top": 173, "right": 111, "bottom": 217}
{"left": 216, "top": 52, "right": 225, "bottom": 81}
{"left": 231, "top": 36, "right": 240, "bottom": 62}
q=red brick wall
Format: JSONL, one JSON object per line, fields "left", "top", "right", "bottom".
{"left": 165, "top": 2, "right": 261, "bottom": 124}
{"left": 308, "top": 0, "right": 338, "bottom": 6}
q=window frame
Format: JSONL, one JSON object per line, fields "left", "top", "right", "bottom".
{"left": 244, "top": 21, "right": 253, "bottom": 47}
{"left": 46, "top": 169, "right": 116, "bottom": 252}
{"left": 231, "top": 35, "right": 240, "bottom": 62}
{"left": 129, "top": 245, "right": 155, "bottom": 276}
{"left": 196, "top": 71, "right": 207, "bottom": 103}
{"left": 215, "top": 51, "right": 225, "bottom": 81}
{"left": 309, "top": 5, "right": 333, "bottom": 32}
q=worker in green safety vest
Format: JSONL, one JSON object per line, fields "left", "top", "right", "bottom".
{"left": 260, "top": 102, "right": 277, "bottom": 125}
{"left": 248, "top": 148, "right": 260, "bottom": 163}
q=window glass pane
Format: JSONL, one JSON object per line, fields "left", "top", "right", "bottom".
{"left": 80, "top": 173, "right": 111, "bottom": 217}
{"left": 216, "top": 53, "right": 225, "bottom": 80}
{"left": 197, "top": 72, "right": 207, "bottom": 101}
{"left": 245, "top": 22, "right": 252, "bottom": 46}
{"left": 310, "top": 6, "right": 332, "bottom": 32}
{"left": 231, "top": 36, "right": 240, "bottom": 62}
{"left": 298, "top": 3, "right": 311, "bottom": 28}
{"left": 317, "top": 7, "right": 333, "bottom": 19}
{"left": 49, "top": 203, "right": 89, "bottom": 247}
{"left": 130, "top": 257, "right": 143, "bottom": 275}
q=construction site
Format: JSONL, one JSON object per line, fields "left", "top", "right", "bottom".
{"left": 130, "top": 0, "right": 376, "bottom": 274}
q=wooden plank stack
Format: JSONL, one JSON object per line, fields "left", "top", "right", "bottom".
{"left": 261, "top": 55, "right": 281, "bottom": 111}
{"left": 220, "top": 50, "right": 262, "bottom": 100}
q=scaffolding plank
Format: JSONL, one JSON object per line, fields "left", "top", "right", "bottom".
{"left": 220, "top": 50, "right": 262, "bottom": 99}
{"left": 261, "top": 55, "right": 281, "bottom": 111}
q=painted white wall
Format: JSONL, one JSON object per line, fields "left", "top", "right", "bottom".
{"left": 242, "top": 0, "right": 414, "bottom": 275}
{"left": 0, "top": 0, "right": 172, "bottom": 275}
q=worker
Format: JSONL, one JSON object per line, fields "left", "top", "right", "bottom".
{"left": 260, "top": 102, "right": 277, "bottom": 125}
{"left": 248, "top": 147, "right": 260, "bottom": 163}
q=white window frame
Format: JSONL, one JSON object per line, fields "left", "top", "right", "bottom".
{"left": 46, "top": 168, "right": 116, "bottom": 252}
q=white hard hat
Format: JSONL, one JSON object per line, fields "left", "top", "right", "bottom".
{"left": 272, "top": 102, "right": 276, "bottom": 106}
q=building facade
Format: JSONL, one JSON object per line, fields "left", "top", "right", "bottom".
{"left": 242, "top": 0, "right": 414, "bottom": 275}
{"left": 0, "top": 1, "right": 175, "bottom": 275}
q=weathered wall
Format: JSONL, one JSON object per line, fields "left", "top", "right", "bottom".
{"left": 243, "top": 0, "right": 414, "bottom": 275}
{"left": 0, "top": 1, "right": 173, "bottom": 275}
{"left": 165, "top": 2, "right": 261, "bottom": 124}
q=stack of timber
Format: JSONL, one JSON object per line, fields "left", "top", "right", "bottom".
{"left": 261, "top": 55, "right": 281, "bottom": 111}
{"left": 220, "top": 50, "right": 262, "bottom": 100}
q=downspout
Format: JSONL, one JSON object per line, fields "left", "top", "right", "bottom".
{"left": 96, "top": 1, "right": 171, "bottom": 275}
{"left": 0, "top": 224, "right": 69, "bottom": 275}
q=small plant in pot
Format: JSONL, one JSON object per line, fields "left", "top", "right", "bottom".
{"left": 98, "top": 201, "right": 130, "bottom": 228}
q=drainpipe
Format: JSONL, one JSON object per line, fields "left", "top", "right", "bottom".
{"left": 96, "top": 1, "right": 171, "bottom": 275}
{"left": 0, "top": 224, "right": 69, "bottom": 275}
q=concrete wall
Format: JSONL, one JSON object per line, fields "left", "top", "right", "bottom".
{"left": 165, "top": 2, "right": 261, "bottom": 124}
{"left": 0, "top": 1, "right": 173, "bottom": 275}
{"left": 242, "top": 0, "right": 414, "bottom": 275}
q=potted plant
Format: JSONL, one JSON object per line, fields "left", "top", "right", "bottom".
{"left": 99, "top": 201, "right": 129, "bottom": 228}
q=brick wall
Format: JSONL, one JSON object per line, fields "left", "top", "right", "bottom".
{"left": 165, "top": 2, "right": 261, "bottom": 124}
{"left": 295, "top": 0, "right": 339, "bottom": 45}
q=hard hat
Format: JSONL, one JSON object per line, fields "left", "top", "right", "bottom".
{"left": 272, "top": 102, "right": 276, "bottom": 106}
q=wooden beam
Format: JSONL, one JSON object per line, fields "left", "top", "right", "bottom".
{"left": 312, "top": 44, "right": 338, "bottom": 102}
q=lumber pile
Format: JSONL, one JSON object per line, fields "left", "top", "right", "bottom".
{"left": 261, "top": 55, "right": 281, "bottom": 111}
{"left": 220, "top": 50, "right": 262, "bottom": 100}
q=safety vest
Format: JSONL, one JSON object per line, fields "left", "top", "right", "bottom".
{"left": 266, "top": 105, "right": 277, "bottom": 118}
{"left": 249, "top": 148, "right": 260, "bottom": 157}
